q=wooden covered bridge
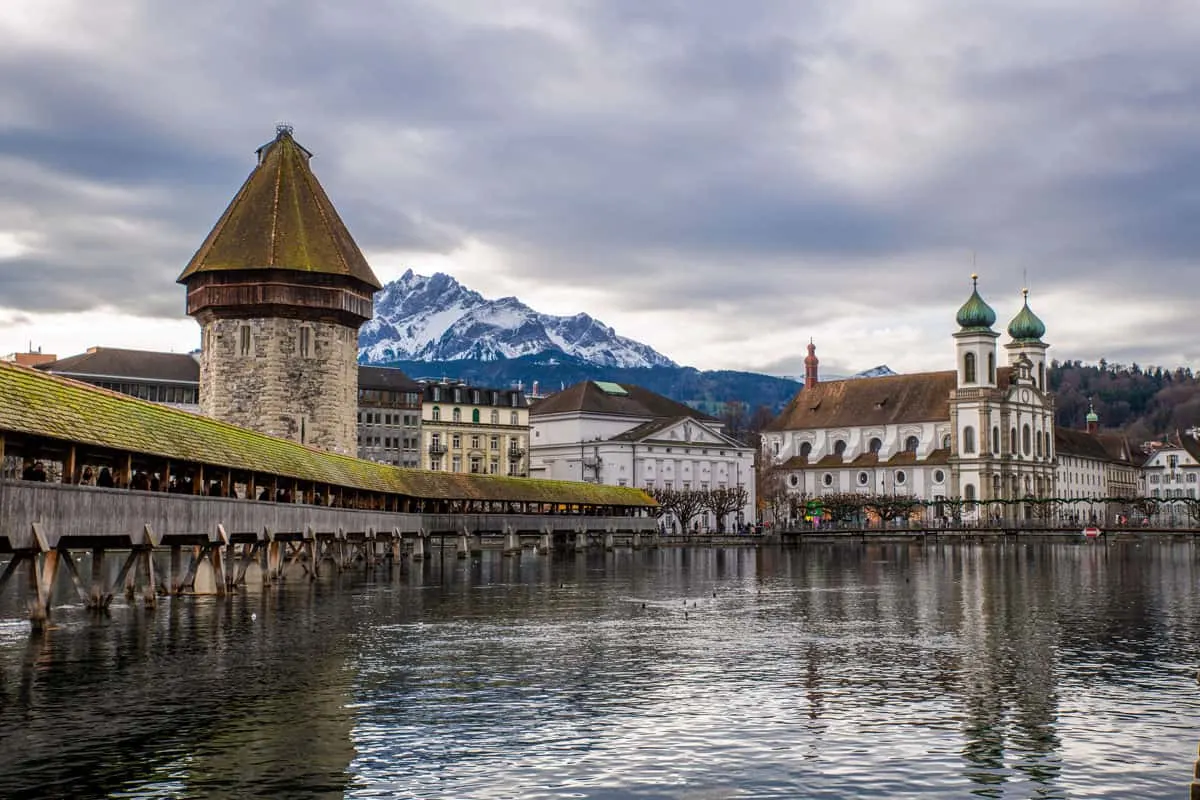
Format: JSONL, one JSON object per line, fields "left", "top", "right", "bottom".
{"left": 0, "top": 361, "right": 658, "bottom": 626}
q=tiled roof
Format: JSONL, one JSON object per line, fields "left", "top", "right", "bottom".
{"left": 178, "top": 129, "right": 381, "bottom": 290}
{"left": 1055, "top": 428, "right": 1114, "bottom": 461}
{"left": 0, "top": 361, "right": 653, "bottom": 507}
{"left": 531, "top": 381, "right": 717, "bottom": 422}
{"left": 767, "top": 371, "right": 959, "bottom": 431}
{"left": 358, "top": 365, "right": 420, "bottom": 392}
{"left": 779, "top": 447, "right": 950, "bottom": 470}
{"left": 40, "top": 347, "right": 200, "bottom": 384}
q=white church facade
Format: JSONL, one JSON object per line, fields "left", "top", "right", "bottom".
{"left": 762, "top": 277, "right": 1057, "bottom": 518}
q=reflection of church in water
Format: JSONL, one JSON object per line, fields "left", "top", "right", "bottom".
{"left": 764, "top": 276, "right": 1056, "bottom": 512}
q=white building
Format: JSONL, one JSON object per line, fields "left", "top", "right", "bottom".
{"left": 529, "top": 380, "right": 755, "bottom": 531}
{"left": 1142, "top": 437, "right": 1200, "bottom": 501}
{"left": 1055, "top": 407, "right": 1140, "bottom": 502}
{"left": 762, "top": 276, "right": 1059, "bottom": 520}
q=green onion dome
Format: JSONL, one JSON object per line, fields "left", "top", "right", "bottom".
{"left": 1085, "top": 404, "right": 1099, "bottom": 424}
{"left": 956, "top": 274, "right": 997, "bottom": 330}
{"left": 1007, "top": 289, "right": 1046, "bottom": 341}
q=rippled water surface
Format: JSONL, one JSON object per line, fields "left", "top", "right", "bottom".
{"left": 1, "top": 541, "right": 1197, "bottom": 799}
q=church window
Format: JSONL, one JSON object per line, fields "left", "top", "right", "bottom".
{"left": 988, "top": 352, "right": 995, "bottom": 384}
{"left": 1036, "top": 431, "right": 1043, "bottom": 458}
{"left": 822, "top": 473, "right": 834, "bottom": 487}
{"left": 1010, "top": 427, "right": 1018, "bottom": 454}
{"left": 1038, "top": 363, "right": 1045, "bottom": 389}
{"left": 942, "top": 434, "right": 951, "bottom": 449}
{"left": 490, "top": 410, "right": 499, "bottom": 424}
{"left": 472, "top": 408, "right": 480, "bottom": 424}
{"left": 904, "top": 436, "right": 919, "bottom": 453}
{"left": 1022, "top": 424, "right": 1032, "bottom": 456}
{"left": 963, "top": 352, "right": 977, "bottom": 383}
{"left": 869, "top": 437, "right": 882, "bottom": 454}
{"left": 431, "top": 406, "right": 441, "bottom": 422}
{"left": 964, "top": 483, "right": 976, "bottom": 506}
{"left": 858, "top": 471, "right": 869, "bottom": 486}
{"left": 789, "top": 475, "right": 799, "bottom": 488}
{"left": 833, "top": 440, "right": 847, "bottom": 457}
{"left": 992, "top": 426, "right": 1000, "bottom": 454}
{"left": 962, "top": 426, "right": 976, "bottom": 454}
{"left": 453, "top": 407, "right": 462, "bottom": 422}
{"left": 993, "top": 475, "right": 1001, "bottom": 496}
{"left": 895, "top": 470, "right": 907, "bottom": 485}
{"left": 238, "top": 324, "right": 251, "bottom": 357}
{"left": 299, "top": 326, "right": 312, "bottom": 358}
{"left": 799, "top": 442, "right": 812, "bottom": 459}
{"left": 772, "top": 440, "right": 780, "bottom": 456}
{"left": 934, "top": 469, "right": 945, "bottom": 484}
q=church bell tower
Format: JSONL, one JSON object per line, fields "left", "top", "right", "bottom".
{"left": 178, "top": 126, "right": 381, "bottom": 454}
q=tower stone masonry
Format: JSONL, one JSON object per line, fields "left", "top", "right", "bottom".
{"left": 179, "top": 126, "right": 381, "bottom": 454}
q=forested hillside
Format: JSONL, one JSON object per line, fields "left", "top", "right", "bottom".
{"left": 1050, "top": 360, "right": 1200, "bottom": 441}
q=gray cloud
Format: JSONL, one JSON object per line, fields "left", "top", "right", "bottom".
{"left": 1, "top": 0, "right": 1198, "bottom": 369}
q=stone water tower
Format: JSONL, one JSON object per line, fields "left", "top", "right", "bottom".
{"left": 178, "top": 126, "right": 381, "bottom": 454}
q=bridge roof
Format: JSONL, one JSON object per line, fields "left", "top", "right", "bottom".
{"left": 0, "top": 361, "right": 654, "bottom": 507}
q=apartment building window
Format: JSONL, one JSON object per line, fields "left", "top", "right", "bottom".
{"left": 431, "top": 458, "right": 443, "bottom": 471}
{"left": 491, "top": 410, "right": 499, "bottom": 424}
{"left": 510, "top": 411, "right": 519, "bottom": 425}
{"left": 431, "top": 433, "right": 441, "bottom": 448}
{"left": 452, "top": 434, "right": 461, "bottom": 449}
{"left": 472, "top": 408, "right": 480, "bottom": 424}
{"left": 470, "top": 457, "right": 482, "bottom": 473}
{"left": 432, "top": 406, "right": 441, "bottom": 421}
{"left": 453, "top": 407, "right": 462, "bottom": 422}
{"left": 490, "top": 461, "right": 499, "bottom": 474}
{"left": 471, "top": 435, "right": 480, "bottom": 449}
{"left": 491, "top": 435, "right": 500, "bottom": 450}
{"left": 239, "top": 324, "right": 251, "bottom": 357}
{"left": 451, "top": 456, "right": 462, "bottom": 472}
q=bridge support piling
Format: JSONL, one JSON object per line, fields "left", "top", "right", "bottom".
{"left": 470, "top": 534, "right": 483, "bottom": 557}
{"left": 604, "top": 533, "right": 615, "bottom": 552}
{"left": 26, "top": 553, "right": 47, "bottom": 631}
{"left": 574, "top": 532, "right": 587, "bottom": 551}
{"left": 456, "top": 534, "right": 470, "bottom": 559}
{"left": 537, "top": 533, "right": 550, "bottom": 555}
{"left": 88, "top": 548, "right": 106, "bottom": 608}
{"left": 632, "top": 532, "right": 642, "bottom": 551}
{"left": 169, "top": 546, "right": 183, "bottom": 594}
{"left": 502, "top": 529, "right": 521, "bottom": 557}
{"left": 411, "top": 534, "right": 426, "bottom": 563}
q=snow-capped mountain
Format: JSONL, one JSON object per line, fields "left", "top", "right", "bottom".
{"left": 358, "top": 270, "right": 677, "bottom": 368}
{"left": 849, "top": 365, "right": 897, "bottom": 379}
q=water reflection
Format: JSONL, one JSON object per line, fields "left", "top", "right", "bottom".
{"left": 0, "top": 542, "right": 1196, "bottom": 799}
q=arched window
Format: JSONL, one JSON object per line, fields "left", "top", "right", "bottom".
{"left": 490, "top": 410, "right": 499, "bottom": 424}
{"left": 472, "top": 408, "right": 480, "bottom": 424}
{"left": 992, "top": 426, "right": 1000, "bottom": 454}
{"left": 988, "top": 352, "right": 996, "bottom": 384}
{"left": 799, "top": 442, "right": 812, "bottom": 459}
{"left": 869, "top": 437, "right": 882, "bottom": 454}
{"left": 992, "top": 474, "right": 1001, "bottom": 497}
{"left": 1038, "top": 363, "right": 1045, "bottom": 389}
{"left": 963, "top": 352, "right": 977, "bottom": 383}
{"left": 1036, "top": 430, "right": 1043, "bottom": 457}
{"left": 962, "top": 426, "right": 976, "bottom": 454}
{"left": 942, "top": 434, "right": 951, "bottom": 449}
{"left": 905, "top": 436, "right": 919, "bottom": 453}
{"left": 1044, "top": 431, "right": 1052, "bottom": 459}
{"left": 1010, "top": 427, "right": 1018, "bottom": 454}
{"left": 453, "top": 407, "right": 462, "bottom": 422}
{"left": 964, "top": 483, "right": 976, "bottom": 507}
{"left": 432, "top": 406, "right": 441, "bottom": 421}
{"left": 833, "top": 440, "right": 847, "bottom": 457}
{"left": 1022, "top": 424, "right": 1032, "bottom": 456}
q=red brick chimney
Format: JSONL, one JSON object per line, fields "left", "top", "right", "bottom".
{"left": 804, "top": 340, "right": 819, "bottom": 386}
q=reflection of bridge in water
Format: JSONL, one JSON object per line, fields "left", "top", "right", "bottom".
{"left": 0, "top": 361, "right": 657, "bottom": 628}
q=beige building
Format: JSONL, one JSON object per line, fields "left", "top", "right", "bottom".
{"left": 421, "top": 381, "right": 530, "bottom": 475}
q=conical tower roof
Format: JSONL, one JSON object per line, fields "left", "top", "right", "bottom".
{"left": 178, "top": 126, "right": 381, "bottom": 290}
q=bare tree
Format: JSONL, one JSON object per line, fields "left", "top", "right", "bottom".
{"left": 703, "top": 486, "right": 749, "bottom": 532}
{"left": 674, "top": 489, "right": 709, "bottom": 534}
{"left": 863, "top": 494, "right": 919, "bottom": 527}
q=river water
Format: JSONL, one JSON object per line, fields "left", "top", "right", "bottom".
{"left": 0, "top": 541, "right": 1196, "bottom": 799}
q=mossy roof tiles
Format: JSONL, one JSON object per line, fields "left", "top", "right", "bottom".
{"left": 0, "top": 361, "right": 653, "bottom": 507}
{"left": 178, "top": 129, "right": 381, "bottom": 290}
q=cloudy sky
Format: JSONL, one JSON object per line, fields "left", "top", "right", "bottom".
{"left": 1, "top": 1, "right": 1198, "bottom": 377}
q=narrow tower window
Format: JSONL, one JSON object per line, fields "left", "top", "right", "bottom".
{"left": 299, "top": 326, "right": 312, "bottom": 358}
{"left": 987, "top": 352, "right": 995, "bottom": 384}
{"left": 239, "top": 325, "right": 251, "bottom": 357}
{"left": 963, "top": 352, "right": 977, "bottom": 383}
{"left": 992, "top": 426, "right": 1000, "bottom": 454}
{"left": 962, "top": 426, "right": 976, "bottom": 454}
